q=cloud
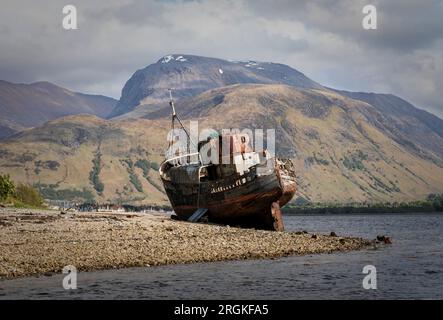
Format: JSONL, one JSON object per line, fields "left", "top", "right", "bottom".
{"left": 0, "top": 0, "right": 442, "bottom": 118}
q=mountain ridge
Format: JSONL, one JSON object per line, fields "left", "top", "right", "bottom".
{"left": 1, "top": 84, "right": 442, "bottom": 205}
{"left": 331, "top": 88, "right": 443, "bottom": 159}
{"left": 109, "top": 54, "right": 323, "bottom": 118}
{"left": 1, "top": 54, "right": 442, "bottom": 205}
{"left": 0, "top": 80, "right": 117, "bottom": 139}
{"left": 109, "top": 54, "right": 443, "bottom": 163}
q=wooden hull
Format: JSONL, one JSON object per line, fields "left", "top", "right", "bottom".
{"left": 160, "top": 159, "right": 296, "bottom": 231}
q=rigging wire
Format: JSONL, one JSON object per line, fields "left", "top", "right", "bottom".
{"left": 168, "top": 89, "right": 203, "bottom": 209}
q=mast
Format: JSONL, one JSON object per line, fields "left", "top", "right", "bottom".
{"left": 168, "top": 89, "right": 198, "bottom": 158}
{"left": 169, "top": 89, "right": 177, "bottom": 118}
{"left": 168, "top": 88, "right": 191, "bottom": 139}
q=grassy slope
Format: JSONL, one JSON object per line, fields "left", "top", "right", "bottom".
{"left": 185, "top": 85, "right": 443, "bottom": 203}
{"left": 0, "top": 85, "right": 442, "bottom": 205}
{"left": 0, "top": 115, "right": 169, "bottom": 205}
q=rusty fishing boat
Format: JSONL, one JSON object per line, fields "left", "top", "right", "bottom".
{"left": 159, "top": 91, "right": 296, "bottom": 231}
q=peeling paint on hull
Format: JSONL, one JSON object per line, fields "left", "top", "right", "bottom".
{"left": 160, "top": 159, "right": 296, "bottom": 231}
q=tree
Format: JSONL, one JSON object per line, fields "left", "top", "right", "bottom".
{"left": 0, "top": 174, "right": 15, "bottom": 201}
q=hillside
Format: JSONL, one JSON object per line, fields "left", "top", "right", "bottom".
{"left": 0, "top": 80, "right": 117, "bottom": 139}
{"left": 111, "top": 55, "right": 443, "bottom": 169}
{"left": 0, "top": 115, "right": 169, "bottom": 205}
{"left": 1, "top": 85, "right": 442, "bottom": 205}
{"left": 333, "top": 89, "right": 443, "bottom": 159}
{"left": 1, "top": 54, "right": 442, "bottom": 205}
{"left": 165, "top": 84, "right": 443, "bottom": 203}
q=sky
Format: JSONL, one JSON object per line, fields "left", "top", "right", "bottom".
{"left": 1, "top": 0, "right": 442, "bottom": 118}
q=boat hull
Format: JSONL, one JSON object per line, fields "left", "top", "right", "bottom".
{"left": 161, "top": 159, "right": 296, "bottom": 231}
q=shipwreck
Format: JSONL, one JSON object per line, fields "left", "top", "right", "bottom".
{"left": 159, "top": 91, "right": 296, "bottom": 231}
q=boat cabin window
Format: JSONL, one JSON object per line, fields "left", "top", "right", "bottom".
{"left": 200, "top": 165, "right": 221, "bottom": 181}
{"left": 207, "top": 165, "right": 219, "bottom": 180}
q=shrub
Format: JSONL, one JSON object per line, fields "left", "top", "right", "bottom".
{"left": 0, "top": 174, "right": 15, "bottom": 201}
{"left": 129, "top": 172, "right": 143, "bottom": 192}
{"left": 150, "top": 162, "right": 159, "bottom": 171}
{"left": 313, "top": 154, "right": 329, "bottom": 166}
{"left": 89, "top": 152, "right": 104, "bottom": 194}
{"left": 135, "top": 159, "right": 151, "bottom": 177}
{"left": 294, "top": 196, "right": 311, "bottom": 206}
{"left": 35, "top": 184, "right": 95, "bottom": 202}
{"left": 124, "top": 159, "right": 143, "bottom": 192}
{"left": 14, "top": 183, "right": 44, "bottom": 207}
{"left": 428, "top": 194, "right": 443, "bottom": 211}
{"left": 343, "top": 155, "right": 364, "bottom": 170}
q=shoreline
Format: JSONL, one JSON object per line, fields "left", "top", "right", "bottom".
{"left": 283, "top": 211, "right": 443, "bottom": 216}
{"left": 0, "top": 208, "right": 375, "bottom": 280}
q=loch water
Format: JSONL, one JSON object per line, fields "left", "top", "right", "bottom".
{"left": 1, "top": 213, "right": 442, "bottom": 299}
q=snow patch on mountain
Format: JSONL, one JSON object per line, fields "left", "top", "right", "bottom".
{"left": 161, "top": 55, "right": 188, "bottom": 63}
{"left": 245, "top": 61, "right": 258, "bottom": 67}
{"left": 161, "top": 55, "right": 174, "bottom": 63}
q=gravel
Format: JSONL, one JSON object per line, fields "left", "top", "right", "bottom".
{"left": 0, "top": 208, "right": 374, "bottom": 279}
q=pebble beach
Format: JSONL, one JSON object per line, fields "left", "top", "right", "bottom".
{"left": 0, "top": 208, "right": 374, "bottom": 279}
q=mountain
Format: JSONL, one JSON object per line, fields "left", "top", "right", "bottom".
{"left": 109, "top": 54, "right": 322, "bottom": 118}
{"left": 0, "top": 80, "right": 117, "bottom": 139}
{"left": 114, "top": 55, "right": 443, "bottom": 163}
{"left": 0, "top": 119, "right": 27, "bottom": 140}
{"left": 1, "top": 84, "right": 442, "bottom": 205}
{"left": 155, "top": 84, "right": 443, "bottom": 203}
{"left": 1, "top": 54, "right": 442, "bottom": 205}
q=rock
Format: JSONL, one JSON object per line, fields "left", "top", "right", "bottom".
{"left": 330, "top": 232, "right": 337, "bottom": 237}
{"left": 0, "top": 220, "right": 12, "bottom": 227}
{"left": 376, "top": 235, "right": 392, "bottom": 244}
{"left": 339, "top": 239, "right": 346, "bottom": 245}
{"left": 311, "top": 234, "right": 317, "bottom": 239}
{"left": 60, "top": 211, "right": 67, "bottom": 215}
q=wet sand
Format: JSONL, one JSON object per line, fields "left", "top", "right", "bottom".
{"left": 0, "top": 208, "right": 374, "bottom": 279}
